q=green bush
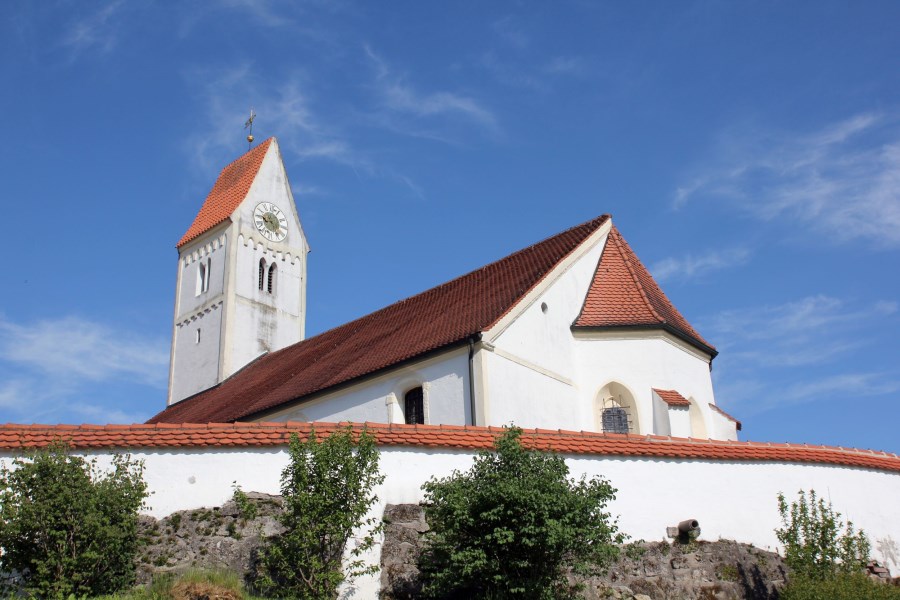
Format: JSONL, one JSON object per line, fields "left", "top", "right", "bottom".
{"left": 780, "top": 572, "right": 900, "bottom": 600}
{"left": 0, "top": 442, "right": 147, "bottom": 598}
{"left": 775, "top": 489, "right": 870, "bottom": 580}
{"left": 418, "top": 426, "right": 626, "bottom": 599}
{"left": 254, "top": 427, "right": 385, "bottom": 599}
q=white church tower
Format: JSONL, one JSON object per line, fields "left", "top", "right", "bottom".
{"left": 167, "top": 138, "right": 308, "bottom": 404}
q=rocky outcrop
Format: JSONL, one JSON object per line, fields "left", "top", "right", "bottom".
{"left": 135, "top": 493, "right": 283, "bottom": 584}
{"left": 379, "top": 503, "right": 788, "bottom": 600}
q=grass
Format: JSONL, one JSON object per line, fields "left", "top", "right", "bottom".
{"left": 92, "top": 569, "right": 268, "bottom": 600}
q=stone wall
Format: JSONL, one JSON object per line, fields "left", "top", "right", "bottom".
{"left": 135, "top": 493, "right": 282, "bottom": 584}
{"left": 380, "top": 504, "right": 788, "bottom": 600}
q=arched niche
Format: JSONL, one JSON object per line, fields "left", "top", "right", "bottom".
{"left": 594, "top": 382, "right": 640, "bottom": 434}
{"left": 688, "top": 397, "right": 708, "bottom": 439}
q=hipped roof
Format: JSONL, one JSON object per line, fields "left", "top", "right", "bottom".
{"left": 574, "top": 225, "right": 716, "bottom": 356}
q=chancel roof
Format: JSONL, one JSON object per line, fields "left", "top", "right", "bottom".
{"left": 574, "top": 226, "right": 716, "bottom": 356}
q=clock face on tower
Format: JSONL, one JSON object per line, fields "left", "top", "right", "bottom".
{"left": 253, "top": 202, "right": 288, "bottom": 242}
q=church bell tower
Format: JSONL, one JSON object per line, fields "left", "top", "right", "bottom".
{"left": 167, "top": 138, "right": 309, "bottom": 405}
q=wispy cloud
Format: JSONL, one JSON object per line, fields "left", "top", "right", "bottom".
{"left": 704, "top": 296, "right": 899, "bottom": 414}
{"left": 0, "top": 316, "right": 167, "bottom": 423}
{"left": 183, "top": 64, "right": 362, "bottom": 174}
{"left": 365, "top": 46, "right": 498, "bottom": 134}
{"left": 492, "top": 16, "right": 530, "bottom": 50}
{"left": 675, "top": 113, "right": 900, "bottom": 247}
{"left": 651, "top": 247, "right": 750, "bottom": 282}
{"left": 0, "top": 316, "right": 168, "bottom": 386}
{"left": 61, "top": 1, "right": 126, "bottom": 56}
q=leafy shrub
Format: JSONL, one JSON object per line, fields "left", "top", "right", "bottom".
{"left": 776, "top": 489, "right": 870, "bottom": 580}
{"left": 0, "top": 442, "right": 147, "bottom": 597}
{"left": 418, "top": 426, "right": 626, "bottom": 599}
{"left": 254, "top": 427, "right": 385, "bottom": 599}
{"left": 780, "top": 572, "right": 900, "bottom": 600}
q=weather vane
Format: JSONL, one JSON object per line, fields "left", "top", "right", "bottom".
{"left": 244, "top": 108, "right": 256, "bottom": 150}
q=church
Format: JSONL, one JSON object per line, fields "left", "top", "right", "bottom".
{"left": 150, "top": 137, "right": 741, "bottom": 442}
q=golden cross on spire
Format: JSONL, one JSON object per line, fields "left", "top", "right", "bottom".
{"left": 244, "top": 108, "right": 256, "bottom": 150}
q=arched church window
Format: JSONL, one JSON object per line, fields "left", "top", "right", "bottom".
{"left": 404, "top": 386, "right": 424, "bottom": 425}
{"left": 258, "top": 258, "right": 267, "bottom": 291}
{"left": 267, "top": 263, "right": 277, "bottom": 295}
{"left": 595, "top": 382, "right": 639, "bottom": 434}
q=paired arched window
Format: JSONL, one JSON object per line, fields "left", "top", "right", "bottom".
{"left": 258, "top": 259, "right": 277, "bottom": 294}
{"left": 404, "top": 386, "right": 424, "bottom": 425}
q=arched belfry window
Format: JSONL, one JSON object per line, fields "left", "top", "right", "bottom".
{"left": 267, "top": 263, "right": 277, "bottom": 295}
{"left": 404, "top": 386, "right": 424, "bottom": 425}
{"left": 258, "top": 258, "right": 267, "bottom": 291}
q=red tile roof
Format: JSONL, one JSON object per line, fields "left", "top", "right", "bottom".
{"left": 653, "top": 389, "right": 691, "bottom": 407}
{"left": 149, "top": 215, "right": 611, "bottom": 424}
{"left": 574, "top": 226, "right": 716, "bottom": 356}
{"left": 709, "top": 403, "right": 743, "bottom": 431}
{"left": 1, "top": 422, "right": 896, "bottom": 473}
{"left": 177, "top": 138, "right": 274, "bottom": 248}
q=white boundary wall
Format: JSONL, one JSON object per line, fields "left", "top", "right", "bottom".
{"left": 4, "top": 446, "right": 898, "bottom": 598}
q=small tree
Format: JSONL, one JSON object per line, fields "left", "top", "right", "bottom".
{"left": 419, "top": 426, "right": 626, "bottom": 599}
{"left": 0, "top": 442, "right": 147, "bottom": 597}
{"left": 776, "top": 489, "right": 870, "bottom": 580}
{"left": 255, "top": 427, "right": 385, "bottom": 599}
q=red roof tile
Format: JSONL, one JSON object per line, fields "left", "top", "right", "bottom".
{"left": 709, "top": 403, "right": 743, "bottom": 431}
{"left": 150, "top": 215, "right": 611, "bottom": 424}
{"left": 177, "top": 138, "right": 274, "bottom": 248}
{"left": 653, "top": 389, "right": 691, "bottom": 407}
{"left": 574, "top": 226, "right": 715, "bottom": 355}
{"left": 1, "top": 422, "right": 896, "bottom": 473}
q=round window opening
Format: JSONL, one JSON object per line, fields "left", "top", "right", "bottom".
{"left": 540, "top": 302, "right": 548, "bottom": 314}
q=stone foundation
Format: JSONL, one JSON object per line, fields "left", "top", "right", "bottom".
{"left": 380, "top": 503, "right": 788, "bottom": 600}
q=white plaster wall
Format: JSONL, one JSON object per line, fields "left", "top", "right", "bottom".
{"left": 170, "top": 302, "right": 224, "bottom": 402}
{"left": 574, "top": 336, "right": 717, "bottom": 436}
{"left": 490, "top": 231, "right": 608, "bottom": 381}
{"left": 668, "top": 406, "right": 692, "bottom": 438}
{"left": 264, "top": 349, "right": 471, "bottom": 426}
{"left": 11, "top": 446, "right": 897, "bottom": 599}
{"left": 711, "top": 411, "right": 740, "bottom": 442}
{"left": 652, "top": 394, "right": 672, "bottom": 436}
{"left": 176, "top": 236, "right": 228, "bottom": 317}
{"left": 482, "top": 350, "right": 580, "bottom": 429}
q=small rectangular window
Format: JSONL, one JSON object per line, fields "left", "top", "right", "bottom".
{"left": 195, "top": 329, "right": 201, "bottom": 344}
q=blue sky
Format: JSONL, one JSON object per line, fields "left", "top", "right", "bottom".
{"left": 1, "top": 1, "right": 898, "bottom": 453}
